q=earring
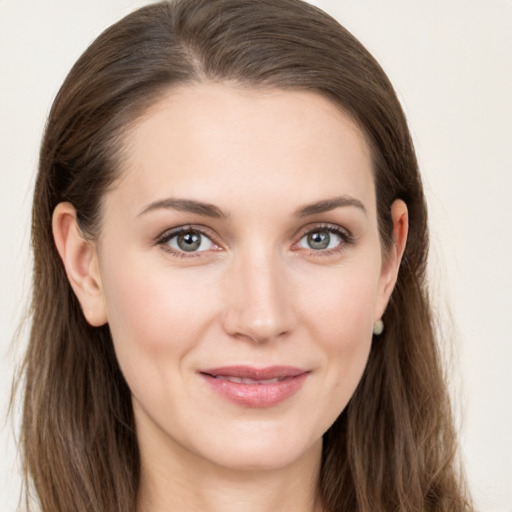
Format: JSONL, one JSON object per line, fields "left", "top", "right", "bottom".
{"left": 373, "top": 319, "right": 384, "bottom": 336}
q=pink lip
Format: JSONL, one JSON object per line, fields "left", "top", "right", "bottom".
{"left": 199, "top": 365, "right": 309, "bottom": 408}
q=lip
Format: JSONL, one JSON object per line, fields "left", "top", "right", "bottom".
{"left": 199, "top": 365, "right": 309, "bottom": 408}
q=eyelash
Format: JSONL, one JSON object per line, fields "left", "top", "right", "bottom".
{"left": 295, "top": 223, "right": 354, "bottom": 256}
{"left": 155, "top": 225, "right": 221, "bottom": 258}
{"left": 155, "top": 223, "right": 354, "bottom": 258}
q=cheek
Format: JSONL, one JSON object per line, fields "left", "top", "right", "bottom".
{"left": 302, "top": 262, "right": 379, "bottom": 344}
{"left": 99, "top": 254, "right": 218, "bottom": 385}
{"left": 298, "top": 263, "right": 379, "bottom": 411}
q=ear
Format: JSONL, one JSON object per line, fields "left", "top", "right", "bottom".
{"left": 374, "top": 199, "right": 409, "bottom": 320}
{"left": 52, "top": 202, "right": 107, "bottom": 327}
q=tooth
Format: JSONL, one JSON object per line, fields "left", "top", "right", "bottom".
{"left": 215, "top": 375, "right": 284, "bottom": 384}
{"left": 241, "top": 378, "right": 259, "bottom": 384}
{"left": 260, "top": 378, "right": 280, "bottom": 384}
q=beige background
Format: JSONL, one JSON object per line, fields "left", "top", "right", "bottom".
{"left": 1, "top": 1, "right": 511, "bottom": 510}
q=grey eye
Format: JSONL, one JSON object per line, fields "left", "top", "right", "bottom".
{"left": 299, "top": 230, "right": 342, "bottom": 251}
{"left": 168, "top": 230, "right": 213, "bottom": 252}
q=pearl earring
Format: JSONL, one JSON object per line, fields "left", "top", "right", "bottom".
{"left": 373, "top": 319, "right": 384, "bottom": 336}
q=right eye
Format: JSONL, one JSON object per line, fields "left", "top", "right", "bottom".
{"left": 159, "top": 228, "right": 215, "bottom": 254}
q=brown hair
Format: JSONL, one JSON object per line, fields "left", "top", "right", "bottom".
{"left": 17, "top": 0, "right": 472, "bottom": 510}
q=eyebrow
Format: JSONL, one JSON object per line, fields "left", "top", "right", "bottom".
{"left": 295, "top": 196, "right": 367, "bottom": 217}
{"left": 138, "top": 198, "right": 227, "bottom": 219}
{"left": 138, "top": 194, "right": 366, "bottom": 219}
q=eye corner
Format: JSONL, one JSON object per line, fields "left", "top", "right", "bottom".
{"left": 293, "top": 223, "right": 354, "bottom": 256}
{"left": 155, "top": 225, "right": 223, "bottom": 258}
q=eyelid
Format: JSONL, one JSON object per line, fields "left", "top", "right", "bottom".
{"left": 154, "top": 222, "right": 354, "bottom": 258}
{"left": 292, "top": 222, "right": 354, "bottom": 254}
{"left": 295, "top": 222, "right": 353, "bottom": 241}
{"left": 155, "top": 224, "right": 223, "bottom": 254}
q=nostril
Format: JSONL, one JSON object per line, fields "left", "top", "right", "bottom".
{"left": 220, "top": 263, "right": 298, "bottom": 342}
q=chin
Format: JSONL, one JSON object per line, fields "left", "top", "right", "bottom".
{"left": 193, "top": 429, "right": 323, "bottom": 472}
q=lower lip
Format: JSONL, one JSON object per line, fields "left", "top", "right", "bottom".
{"left": 201, "top": 373, "right": 309, "bottom": 408}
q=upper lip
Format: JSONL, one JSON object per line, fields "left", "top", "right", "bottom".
{"left": 200, "top": 365, "right": 308, "bottom": 380}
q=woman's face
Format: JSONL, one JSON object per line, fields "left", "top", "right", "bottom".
{"left": 88, "top": 83, "right": 404, "bottom": 472}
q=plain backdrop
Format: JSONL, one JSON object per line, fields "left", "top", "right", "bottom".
{"left": 1, "top": 1, "right": 511, "bottom": 510}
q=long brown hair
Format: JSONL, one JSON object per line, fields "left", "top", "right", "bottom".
{"left": 16, "top": 0, "right": 472, "bottom": 510}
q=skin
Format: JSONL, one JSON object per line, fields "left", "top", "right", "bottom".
{"left": 53, "top": 83, "right": 408, "bottom": 512}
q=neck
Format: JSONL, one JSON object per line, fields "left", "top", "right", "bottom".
{"left": 136, "top": 431, "right": 324, "bottom": 512}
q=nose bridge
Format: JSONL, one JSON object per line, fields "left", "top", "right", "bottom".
{"left": 222, "top": 243, "right": 296, "bottom": 342}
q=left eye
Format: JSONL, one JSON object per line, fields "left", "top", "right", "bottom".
{"left": 166, "top": 230, "right": 214, "bottom": 253}
{"left": 298, "top": 229, "right": 343, "bottom": 251}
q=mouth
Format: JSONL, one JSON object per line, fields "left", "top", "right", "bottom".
{"left": 207, "top": 375, "right": 285, "bottom": 385}
{"left": 199, "top": 366, "right": 310, "bottom": 407}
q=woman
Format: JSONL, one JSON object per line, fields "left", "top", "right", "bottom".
{"left": 17, "top": 0, "right": 472, "bottom": 510}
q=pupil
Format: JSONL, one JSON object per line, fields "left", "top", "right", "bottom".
{"left": 308, "top": 231, "right": 330, "bottom": 250}
{"left": 178, "top": 232, "right": 201, "bottom": 251}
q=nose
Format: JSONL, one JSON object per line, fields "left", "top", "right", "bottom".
{"left": 221, "top": 247, "right": 298, "bottom": 344}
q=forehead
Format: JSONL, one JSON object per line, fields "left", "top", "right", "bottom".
{"left": 110, "top": 83, "right": 376, "bottom": 219}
